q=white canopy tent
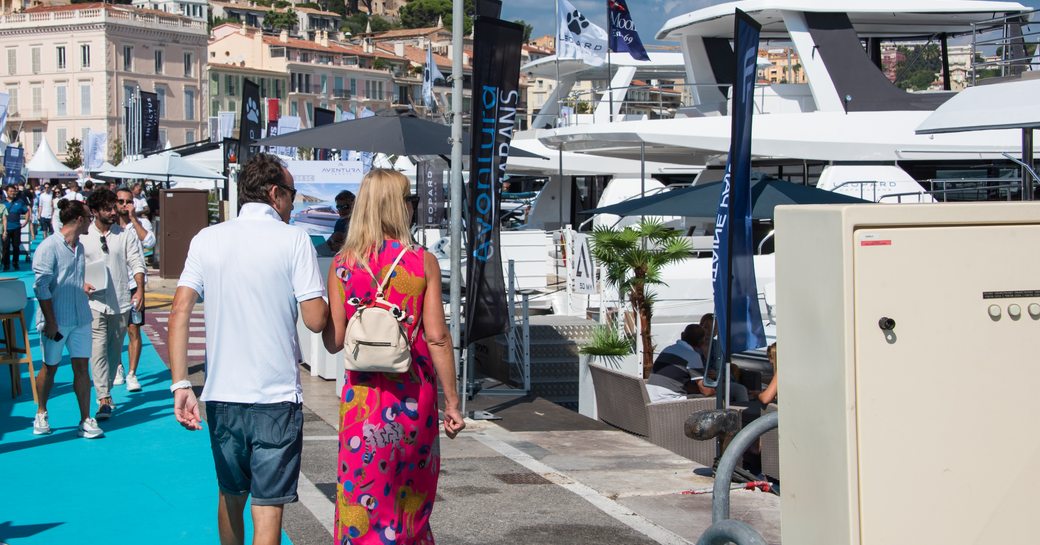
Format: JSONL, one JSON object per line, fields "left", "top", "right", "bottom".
{"left": 917, "top": 78, "right": 1040, "bottom": 200}
{"left": 25, "top": 139, "right": 77, "bottom": 179}
{"left": 100, "top": 151, "right": 224, "bottom": 186}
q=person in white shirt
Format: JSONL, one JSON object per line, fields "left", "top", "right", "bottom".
{"left": 37, "top": 181, "right": 54, "bottom": 238}
{"left": 81, "top": 189, "right": 146, "bottom": 421}
{"left": 131, "top": 182, "right": 149, "bottom": 216}
{"left": 32, "top": 199, "right": 105, "bottom": 439}
{"left": 63, "top": 181, "right": 85, "bottom": 203}
{"left": 112, "top": 187, "right": 155, "bottom": 392}
{"left": 169, "top": 154, "right": 328, "bottom": 544}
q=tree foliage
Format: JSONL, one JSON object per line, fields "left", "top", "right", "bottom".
{"left": 63, "top": 138, "right": 83, "bottom": 170}
{"left": 513, "top": 19, "right": 533, "bottom": 42}
{"left": 894, "top": 44, "right": 941, "bottom": 91}
{"left": 589, "top": 218, "right": 692, "bottom": 378}
{"left": 265, "top": 8, "right": 298, "bottom": 31}
{"left": 399, "top": 0, "right": 473, "bottom": 34}
{"left": 111, "top": 138, "right": 123, "bottom": 166}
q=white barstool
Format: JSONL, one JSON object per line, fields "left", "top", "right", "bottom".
{"left": 0, "top": 278, "right": 36, "bottom": 403}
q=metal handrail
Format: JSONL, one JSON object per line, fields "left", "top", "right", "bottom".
{"left": 505, "top": 260, "right": 531, "bottom": 393}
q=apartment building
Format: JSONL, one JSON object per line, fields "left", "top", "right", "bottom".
{"left": 208, "top": 24, "right": 398, "bottom": 127}
{"left": 209, "top": 0, "right": 341, "bottom": 41}
{"left": 0, "top": 3, "right": 208, "bottom": 161}
{"left": 132, "top": 0, "right": 208, "bottom": 20}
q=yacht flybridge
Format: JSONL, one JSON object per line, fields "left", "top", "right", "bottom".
{"left": 538, "top": 0, "right": 1035, "bottom": 201}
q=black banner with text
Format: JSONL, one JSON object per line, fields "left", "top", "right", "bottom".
{"left": 237, "top": 78, "right": 262, "bottom": 165}
{"left": 417, "top": 159, "right": 446, "bottom": 227}
{"left": 139, "top": 91, "right": 160, "bottom": 153}
{"left": 465, "top": 16, "right": 524, "bottom": 344}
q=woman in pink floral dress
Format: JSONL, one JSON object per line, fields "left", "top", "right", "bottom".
{"left": 323, "top": 169, "right": 465, "bottom": 545}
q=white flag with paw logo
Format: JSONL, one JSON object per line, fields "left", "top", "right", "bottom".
{"left": 556, "top": 0, "right": 608, "bottom": 66}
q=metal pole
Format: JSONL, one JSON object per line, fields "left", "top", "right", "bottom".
{"left": 607, "top": 50, "right": 614, "bottom": 123}
{"left": 554, "top": 8, "right": 565, "bottom": 232}
{"left": 1023, "top": 128, "right": 1033, "bottom": 201}
{"left": 448, "top": 0, "right": 466, "bottom": 409}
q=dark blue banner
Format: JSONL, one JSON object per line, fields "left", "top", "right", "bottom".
{"left": 711, "top": 9, "right": 765, "bottom": 367}
{"left": 608, "top": 0, "right": 650, "bottom": 61}
{"left": 466, "top": 16, "right": 523, "bottom": 344}
{"left": 3, "top": 145, "right": 25, "bottom": 185}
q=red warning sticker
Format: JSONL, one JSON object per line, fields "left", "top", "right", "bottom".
{"left": 860, "top": 240, "right": 892, "bottom": 246}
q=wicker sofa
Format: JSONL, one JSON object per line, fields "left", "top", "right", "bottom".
{"left": 588, "top": 363, "right": 717, "bottom": 466}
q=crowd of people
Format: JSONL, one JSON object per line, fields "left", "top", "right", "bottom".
{"left": 25, "top": 178, "right": 156, "bottom": 439}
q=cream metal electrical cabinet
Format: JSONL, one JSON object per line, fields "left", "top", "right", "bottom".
{"left": 774, "top": 202, "right": 1040, "bottom": 545}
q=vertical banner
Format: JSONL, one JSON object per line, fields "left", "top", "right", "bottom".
{"left": 465, "top": 16, "right": 524, "bottom": 344}
{"left": 237, "top": 79, "right": 262, "bottom": 165}
{"left": 313, "top": 106, "right": 335, "bottom": 160}
{"left": 568, "top": 232, "right": 597, "bottom": 294}
{"left": 0, "top": 92, "right": 9, "bottom": 137}
{"left": 711, "top": 9, "right": 766, "bottom": 370}
{"left": 265, "top": 98, "right": 281, "bottom": 125}
{"left": 208, "top": 116, "right": 220, "bottom": 143}
{"left": 273, "top": 115, "right": 300, "bottom": 159}
{"left": 86, "top": 130, "right": 107, "bottom": 171}
{"left": 417, "top": 159, "right": 446, "bottom": 227}
{"left": 139, "top": 91, "right": 160, "bottom": 153}
{"left": 3, "top": 145, "right": 24, "bottom": 185}
{"left": 358, "top": 108, "right": 375, "bottom": 173}
{"left": 218, "top": 111, "right": 237, "bottom": 139}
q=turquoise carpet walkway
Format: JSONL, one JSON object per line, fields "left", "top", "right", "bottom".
{"left": 0, "top": 252, "right": 291, "bottom": 544}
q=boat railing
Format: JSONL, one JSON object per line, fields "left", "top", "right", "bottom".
{"left": 970, "top": 9, "right": 1040, "bottom": 85}
{"left": 830, "top": 178, "right": 1027, "bottom": 203}
{"left": 886, "top": 179, "right": 1025, "bottom": 203}
{"left": 555, "top": 82, "right": 796, "bottom": 127}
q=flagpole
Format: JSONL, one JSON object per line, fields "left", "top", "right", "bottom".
{"left": 448, "top": 0, "right": 465, "bottom": 408}
{"left": 606, "top": 2, "right": 613, "bottom": 123}
{"left": 554, "top": 0, "right": 564, "bottom": 231}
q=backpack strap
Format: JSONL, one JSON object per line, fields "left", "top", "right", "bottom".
{"left": 356, "top": 246, "right": 409, "bottom": 298}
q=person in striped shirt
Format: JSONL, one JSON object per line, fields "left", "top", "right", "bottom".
{"left": 31, "top": 199, "right": 104, "bottom": 439}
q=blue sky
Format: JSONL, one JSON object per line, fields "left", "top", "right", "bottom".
{"left": 501, "top": 0, "right": 1040, "bottom": 47}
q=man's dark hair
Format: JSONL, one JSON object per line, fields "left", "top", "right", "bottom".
{"left": 239, "top": 153, "right": 288, "bottom": 206}
{"left": 335, "top": 190, "right": 355, "bottom": 204}
{"left": 57, "top": 199, "right": 89, "bottom": 224}
{"left": 84, "top": 180, "right": 94, "bottom": 191}
{"left": 87, "top": 188, "right": 118, "bottom": 212}
{"left": 681, "top": 324, "right": 707, "bottom": 347}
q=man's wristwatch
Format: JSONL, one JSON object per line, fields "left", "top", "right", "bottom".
{"left": 170, "top": 380, "right": 193, "bottom": 392}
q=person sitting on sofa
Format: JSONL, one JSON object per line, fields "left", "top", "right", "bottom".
{"left": 646, "top": 324, "right": 714, "bottom": 403}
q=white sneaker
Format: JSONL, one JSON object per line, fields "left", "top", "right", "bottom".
{"left": 125, "top": 373, "right": 142, "bottom": 392}
{"left": 113, "top": 364, "right": 125, "bottom": 386}
{"left": 78, "top": 418, "right": 104, "bottom": 439}
{"left": 33, "top": 412, "right": 51, "bottom": 435}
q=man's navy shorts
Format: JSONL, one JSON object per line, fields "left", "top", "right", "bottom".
{"left": 205, "top": 401, "right": 304, "bottom": 505}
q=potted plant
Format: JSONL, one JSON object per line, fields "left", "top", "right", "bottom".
{"left": 577, "top": 324, "right": 636, "bottom": 419}
{"left": 589, "top": 218, "right": 692, "bottom": 379}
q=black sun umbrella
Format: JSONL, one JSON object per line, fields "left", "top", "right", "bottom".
{"left": 586, "top": 173, "right": 870, "bottom": 220}
{"left": 257, "top": 112, "right": 463, "bottom": 155}
{"left": 256, "top": 112, "right": 543, "bottom": 160}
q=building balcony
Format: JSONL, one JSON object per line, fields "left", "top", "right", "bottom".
{"left": 9, "top": 108, "right": 48, "bottom": 121}
{"left": 0, "top": 6, "right": 208, "bottom": 35}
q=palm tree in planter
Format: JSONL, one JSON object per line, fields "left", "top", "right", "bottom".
{"left": 589, "top": 218, "right": 692, "bottom": 379}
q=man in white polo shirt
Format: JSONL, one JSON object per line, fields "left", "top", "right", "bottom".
{"left": 168, "top": 153, "right": 328, "bottom": 545}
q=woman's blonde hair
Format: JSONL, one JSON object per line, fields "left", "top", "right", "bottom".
{"left": 339, "top": 168, "right": 414, "bottom": 266}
